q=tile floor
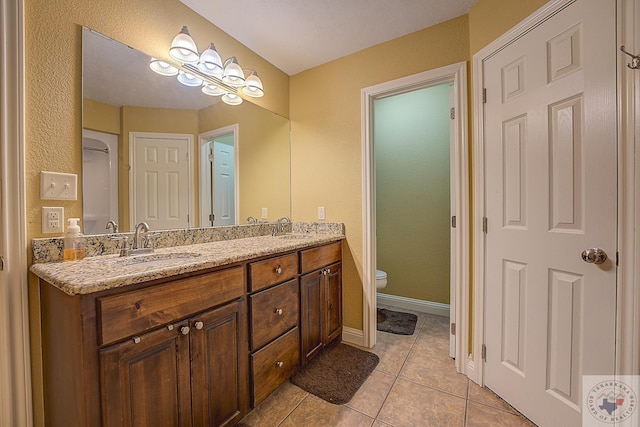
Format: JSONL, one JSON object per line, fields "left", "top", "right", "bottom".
{"left": 240, "top": 305, "right": 537, "bottom": 427}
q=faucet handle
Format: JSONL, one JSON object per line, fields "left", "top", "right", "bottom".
{"left": 109, "top": 235, "right": 130, "bottom": 257}
{"left": 142, "top": 232, "right": 160, "bottom": 249}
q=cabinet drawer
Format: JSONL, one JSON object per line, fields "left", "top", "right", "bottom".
{"left": 300, "top": 242, "right": 342, "bottom": 274}
{"left": 97, "top": 267, "right": 244, "bottom": 346}
{"left": 249, "top": 252, "right": 297, "bottom": 292}
{"left": 251, "top": 327, "right": 299, "bottom": 405}
{"left": 250, "top": 279, "right": 299, "bottom": 350}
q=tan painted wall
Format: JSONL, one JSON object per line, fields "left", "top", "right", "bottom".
{"left": 82, "top": 98, "right": 120, "bottom": 134}
{"left": 290, "top": 16, "right": 470, "bottom": 329}
{"left": 198, "top": 102, "right": 291, "bottom": 222}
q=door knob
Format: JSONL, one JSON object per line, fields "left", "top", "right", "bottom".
{"left": 581, "top": 248, "right": 608, "bottom": 264}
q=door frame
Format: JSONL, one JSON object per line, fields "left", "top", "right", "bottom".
{"left": 198, "top": 124, "right": 240, "bottom": 227}
{"left": 471, "top": 0, "right": 640, "bottom": 385}
{"left": 129, "top": 131, "right": 195, "bottom": 229}
{"left": 0, "top": 0, "right": 32, "bottom": 424}
{"left": 361, "top": 62, "right": 470, "bottom": 372}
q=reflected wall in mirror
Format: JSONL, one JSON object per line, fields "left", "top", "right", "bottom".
{"left": 82, "top": 27, "right": 291, "bottom": 233}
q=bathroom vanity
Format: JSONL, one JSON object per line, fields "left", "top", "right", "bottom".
{"left": 31, "top": 231, "right": 343, "bottom": 427}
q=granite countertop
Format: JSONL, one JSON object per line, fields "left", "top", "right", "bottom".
{"left": 30, "top": 233, "right": 344, "bottom": 296}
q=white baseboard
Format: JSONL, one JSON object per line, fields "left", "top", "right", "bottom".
{"left": 342, "top": 326, "right": 365, "bottom": 347}
{"left": 377, "top": 293, "right": 450, "bottom": 317}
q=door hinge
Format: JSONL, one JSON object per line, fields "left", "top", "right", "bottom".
{"left": 482, "top": 344, "right": 487, "bottom": 361}
{"left": 482, "top": 88, "right": 487, "bottom": 103}
{"left": 451, "top": 215, "right": 457, "bottom": 228}
{"left": 209, "top": 213, "right": 215, "bottom": 222}
{"left": 0, "top": 256, "right": 4, "bottom": 272}
{"left": 450, "top": 323, "right": 456, "bottom": 335}
{"left": 208, "top": 153, "right": 214, "bottom": 162}
{"left": 616, "top": 251, "right": 619, "bottom": 266}
{"left": 482, "top": 217, "right": 488, "bottom": 234}
{"left": 450, "top": 107, "right": 455, "bottom": 120}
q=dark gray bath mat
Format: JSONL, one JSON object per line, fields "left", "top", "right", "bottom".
{"left": 376, "top": 308, "right": 418, "bottom": 335}
{"left": 290, "top": 341, "right": 379, "bottom": 404}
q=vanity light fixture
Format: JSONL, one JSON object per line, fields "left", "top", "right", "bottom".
{"left": 149, "top": 25, "right": 264, "bottom": 105}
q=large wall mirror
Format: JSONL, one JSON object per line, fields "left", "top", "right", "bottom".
{"left": 82, "top": 27, "right": 291, "bottom": 234}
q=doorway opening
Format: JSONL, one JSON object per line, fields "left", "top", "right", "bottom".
{"left": 362, "top": 62, "right": 469, "bottom": 373}
{"left": 199, "top": 124, "right": 239, "bottom": 226}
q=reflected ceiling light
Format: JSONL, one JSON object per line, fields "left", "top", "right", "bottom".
{"left": 149, "top": 58, "right": 179, "bottom": 76}
{"left": 202, "top": 83, "right": 226, "bottom": 97}
{"left": 149, "top": 26, "right": 265, "bottom": 105}
{"left": 222, "top": 93, "right": 243, "bottom": 105}
{"left": 177, "top": 70, "right": 202, "bottom": 87}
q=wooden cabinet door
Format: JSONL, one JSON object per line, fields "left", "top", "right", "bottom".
{"left": 323, "top": 263, "right": 342, "bottom": 345}
{"left": 190, "top": 299, "right": 249, "bottom": 427}
{"left": 300, "top": 270, "right": 323, "bottom": 363}
{"left": 100, "top": 323, "right": 192, "bottom": 427}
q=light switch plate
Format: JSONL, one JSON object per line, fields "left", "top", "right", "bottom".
{"left": 318, "top": 206, "right": 326, "bottom": 220}
{"left": 40, "top": 171, "right": 78, "bottom": 200}
{"left": 261, "top": 207, "right": 268, "bottom": 220}
{"left": 42, "top": 207, "right": 64, "bottom": 234}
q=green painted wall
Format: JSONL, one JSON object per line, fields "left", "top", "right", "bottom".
{"left": 375, "top": 83, "right": 451, "bottom": 304}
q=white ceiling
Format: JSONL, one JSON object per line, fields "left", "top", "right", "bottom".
{"left": 179, "top": 0, "right": 478, "bottom": 75}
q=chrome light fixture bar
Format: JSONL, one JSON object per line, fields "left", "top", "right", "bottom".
{"left": 149, "top": 26, "right": 265, "bottom": 106}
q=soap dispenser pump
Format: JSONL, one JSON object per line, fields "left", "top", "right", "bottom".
{"left": 63, "top": 218, "right": 85, "bottom": 261}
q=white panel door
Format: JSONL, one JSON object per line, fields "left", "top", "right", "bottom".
{"left": 483, "top": 1, "right": 616, "bottom": 426}
{"left": 212, "top": 141, "right": 235, "bottom": 226}
{"left": 131, "top": 133, "right": 192, "bottom": 230}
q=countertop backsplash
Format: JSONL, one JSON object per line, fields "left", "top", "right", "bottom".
{"left": 32, "top": 222, "right": 344, "bottom": 264}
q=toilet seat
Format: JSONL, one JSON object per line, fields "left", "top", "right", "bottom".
{"left": 376, "top": 269, "right": 387, "bottom": 280}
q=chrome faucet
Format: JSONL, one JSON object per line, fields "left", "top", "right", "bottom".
{"left": 246, "top": 216, "right": 258, "bottom": 224}
{"left": 276, "top": 216, "right": 292, "bottom": 234}
{"left": 133, "top": 222, "right": 150, "bottom": 250}
{"left": 105, "top": 220, "right": 118, "bottom": 233}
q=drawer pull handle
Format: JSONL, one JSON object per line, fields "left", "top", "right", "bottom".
{"left": 276, "top": 361, "right": 284, "bottom": 368}
{"left": 275, "top": 308, "right": 283, "bottom": 315}
{"left": 180, "top": 326, "right": 190, "bottom": 335}
{"left": 132, "top": 336, "right": 141, "bottom": 344}
{"left": 167, "top": 325, "right": 174, "bottom": 331}
{"left": 194, "top": 321, "right": 204, "bottom": 330}
{"left": 275, "top": 264, "right": 282, "bottom": 274}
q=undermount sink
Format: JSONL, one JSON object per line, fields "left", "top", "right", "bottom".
{"left": 119, "top": 252, "right": 202, "bottom": 266}
{"left": 277, "top": 233, "right": 314, "bottom": 240}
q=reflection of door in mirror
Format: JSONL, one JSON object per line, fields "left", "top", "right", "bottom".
{"left": 200, "top": 125, "right": 239, "bottom": 227}
{"left": 82, "top": 129, "right": 118, "bottom": 234}
{"left": 130, "top": 132, "right": 194, "bottom": 231}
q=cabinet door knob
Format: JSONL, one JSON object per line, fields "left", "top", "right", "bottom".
{"left": 327, "top": 268, "right": 331, "bottom": 274}
{"left": 276, "top": 361, "right": 284, "bottom": 368}
{"left": 275, "top": 308, "right": 283, "bottom": 315}
{"left": 180, "top": 326, "right": 190, "bottom": 335}
{"left": 132, "top": 336, "right": 141, "bottom": 344}
{"left": 275, "top": 264, "right": 282, "bottom": 274}
{"left": 194, "top": 321, "right": 204, "bottom": 330}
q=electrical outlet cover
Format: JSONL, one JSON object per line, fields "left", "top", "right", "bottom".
{"left": 42, "top": 207, "right": 64, "bottom": 234}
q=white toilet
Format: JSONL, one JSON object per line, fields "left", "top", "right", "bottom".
{"left": 376, "top": 269, "right": 387, "bottom": 291}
